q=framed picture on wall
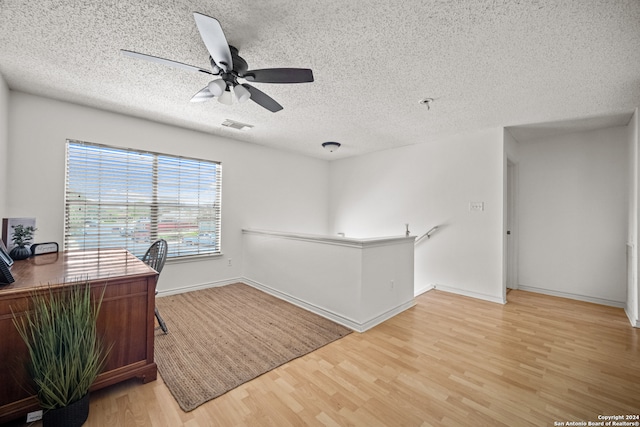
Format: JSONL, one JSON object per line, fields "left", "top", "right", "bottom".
{"left": 2, "top": 217, "right": 36, "bottom": 251}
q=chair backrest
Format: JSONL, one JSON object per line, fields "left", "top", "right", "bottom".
{"left": 142, "top": 239, "right": 168, "bottom": 274}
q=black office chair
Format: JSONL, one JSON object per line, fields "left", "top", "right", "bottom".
{"left": 142, "top": 239, "right": 169, "bottom": 334}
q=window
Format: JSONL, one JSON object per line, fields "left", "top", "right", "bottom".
{"left": 65, "top": 140, "right": 222, "bottom": 259}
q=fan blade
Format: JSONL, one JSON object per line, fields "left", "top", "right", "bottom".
{"left": 121, "top": 50, "right": 213, "bottom": 75}
{"left": 193, "top": 13, "right": 233, "bottom": 72}
{"left": 243, "top": 68, "right": 314, "bottom": 84}
{"left": 241, "top": 84, "right": 283, "bottom": 112}
{"left": 190, "top": 87, "right": 214, "bottom": 103}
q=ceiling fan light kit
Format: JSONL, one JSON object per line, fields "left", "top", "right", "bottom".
{"left": 233, "top": 84, "right": 251, "bottom": 103}
{"left": 218, "top": 89, "right": 233, "bottom": 105}
{"left": 121, "top": 12, "right": 314, "bottom": 113}
{"left": 207, "top": 79, "right": 226, "bottom": 97}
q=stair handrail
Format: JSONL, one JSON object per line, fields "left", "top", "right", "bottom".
{"left": 415, "top": 225, "right": 439, "bottom": 245}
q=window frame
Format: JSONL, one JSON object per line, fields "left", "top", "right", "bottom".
{"left": 64, "top": 139, "right": 222, "bottom": 260}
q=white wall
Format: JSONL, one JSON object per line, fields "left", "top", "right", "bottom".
{"left": 0, "top": 74, "right": 9, "bottom": 221}
{"left": 242, "top": 230, "right": 415, "bottom": 331}
{"left": 6, "top": 89, "right": 637, "bottom": 317}
{"left": 6, "top": 92, "right": 330, "bottom": 293}
{"left": 628, "top": 108, "right": 639, "bottom": 325}
{"left": 329, "top": 127, "right": 506, "bottom": 303}
{"left": 518, "top": 126, "right": 628, "bottom": 306}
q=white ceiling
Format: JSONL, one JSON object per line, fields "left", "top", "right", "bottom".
{"left": 1, "top": 0, "right": 639, "bottom": 159}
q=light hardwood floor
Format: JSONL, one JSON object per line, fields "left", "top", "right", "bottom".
{"left": 8, "top": 289, "right": 640, "bottom": 426}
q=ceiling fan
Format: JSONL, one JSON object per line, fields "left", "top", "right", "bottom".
{"left": 121, "top": 12, "right": 314, "bottom": 113}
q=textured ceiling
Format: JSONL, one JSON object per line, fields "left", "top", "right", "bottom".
{"left": 1, "top": 0, "right": 639, "bottom": 159}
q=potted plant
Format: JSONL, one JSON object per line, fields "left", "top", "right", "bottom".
{"left": 9, "top": 224, "right": 37, "bottom": 260}
{"left": 12, "top": 282, "right": 112, "bottom": 427}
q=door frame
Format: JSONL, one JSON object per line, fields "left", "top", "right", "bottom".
{"left": 506, "top": 159, "right": 519, "bottom": 290}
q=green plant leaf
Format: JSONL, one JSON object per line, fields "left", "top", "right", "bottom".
{"left": 11, "top": 282, "right": 112, "bottom": 409}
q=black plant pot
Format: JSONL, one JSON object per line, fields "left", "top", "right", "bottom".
{"left": 9, "top": 245, "right": 31, "bottom": 261}
{"left": 43, "top": 394, "right": 90, "bottom": 427}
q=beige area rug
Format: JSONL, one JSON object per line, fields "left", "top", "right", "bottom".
{"left": 153, "top": 283, "right": 352, "bottom": 411}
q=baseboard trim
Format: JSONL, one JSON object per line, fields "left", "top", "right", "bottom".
{"left": 624, "top": 307, "right": 640, "bottom": 328}
{"left": 414, "top": 284, "right": 435, "bottom": 297}
{"left": 242, "top": 278, "right": 361, "bottom": 331}
{"left": 158, "top": 277, "right": 416, "bottom": 332}
{"left": 243, "top": 277, "right": 414, "bottom": 333}
{"left": 434, "top": 284, "right": 506, "bottom": 304}
{"left": 518, "top": 285, "right": 626, "bottom": 308}
{"left": 157, "top": 277, "right": 243, "bottom": 297}
{"left": 358, "top": 299, "right": 416, "bottom": 332}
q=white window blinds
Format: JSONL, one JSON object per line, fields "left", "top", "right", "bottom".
{"left": 65, "top": 140, "right": 222, "bottom": 259}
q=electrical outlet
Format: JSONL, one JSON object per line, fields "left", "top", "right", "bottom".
{"left": 26, "top": 410, "right": 42, "bottom": 422}
{"left": 390, "top": 280, "right": 395, "bottom": 289}
{"left": 227, "top": 259, "right": 232, "bottom": 267}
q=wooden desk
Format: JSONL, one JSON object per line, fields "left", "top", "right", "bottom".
{"left": 0, "top": 249, "right": 158, "bottom": 423}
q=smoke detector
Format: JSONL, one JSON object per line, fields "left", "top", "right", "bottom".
{"left": 221, "top": 119, "right": 254, "bottom": 130}
{"left": 419, "top": 98, "right": 434, "bottom": 109}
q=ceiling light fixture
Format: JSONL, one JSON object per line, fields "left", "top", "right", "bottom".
{"left": 322, "top": 141, "right": 341, "bottom": 152}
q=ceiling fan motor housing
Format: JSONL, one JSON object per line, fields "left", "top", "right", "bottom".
{"left": 121, "top": 13, "right": 313, "bottom": 112}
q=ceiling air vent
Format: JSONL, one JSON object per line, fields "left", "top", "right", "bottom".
{"left": 221, "top": 119, "right": 254, "bottom": 130}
